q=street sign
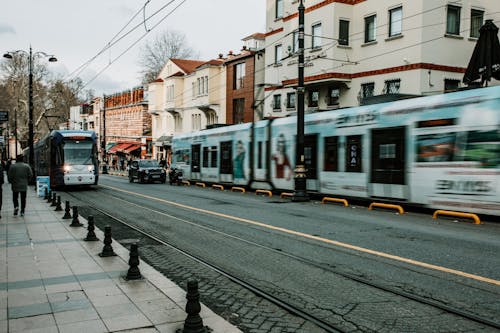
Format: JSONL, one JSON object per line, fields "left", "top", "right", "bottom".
{"left": 0, "top": 111, "right": 8, "bottom": 122}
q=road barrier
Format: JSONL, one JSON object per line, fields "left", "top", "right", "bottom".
{"left": 231, "top": 186, "right": 245, "bottom": 193}
{"left": 84, "top": 216, "right": 99, "bottom": 241}
{"left": 256, "top": 189, "right": 272, "bottom": 197}
{"left": 125, "top": 243, "right": 142, "bottom": 280}
{"left": 280, "top": 192, "right": 293, "bottom": 198}
{"left": 321, "top": 197, "right": 349, "bottom": 207}
{"left": 368, "top": 202, "right": 404, "bottom": 214}
{"left": 181, "top": 280, "right": 210, "bottom": 333}
{"left": 433, "top": 210, "right": 481, "bottom": 224}
{"left": 99, "top": 226, "right": 117, "bottom": 257}
{"left": 195, "top": 182, "right": 206, "bottom": 188}
{"left": 212, "top": 184, "right": 224, "bottom": 191}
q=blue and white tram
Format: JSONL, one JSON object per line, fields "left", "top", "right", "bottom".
{"left": 33, "top": 130, "right": 99, "bottom": 187}
{"left": 172, "top": 86, "right": 500, "bottom": 216}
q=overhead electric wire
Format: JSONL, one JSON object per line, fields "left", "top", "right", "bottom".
{"left": 81, "top": 0, "right": 187, "bottom": 90}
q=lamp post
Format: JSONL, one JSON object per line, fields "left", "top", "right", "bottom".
{"left": 292, "top": 0, "right": 309, "bottom": 202}
{"left": 3, "top": 46, "right": 57, "bottom": 183}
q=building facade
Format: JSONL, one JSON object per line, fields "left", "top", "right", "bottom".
{"left": 264, "top": 0, "right": 500, "bottom": 116}
{"left": 102, "top": 87, "right": 150, "bottom": 165}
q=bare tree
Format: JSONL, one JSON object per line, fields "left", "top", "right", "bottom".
{"left": 138, "top": 30, "right": 200, "bottom": 84}
{"left": 0, "top": 53, "right": 85, "bottom": 143}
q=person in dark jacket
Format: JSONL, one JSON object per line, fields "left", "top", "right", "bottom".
{"left": 8, "top": 155, "right": 33, "bottom": 217}
{"left": 0, "top": 161, "right": 4, "bottom": 218}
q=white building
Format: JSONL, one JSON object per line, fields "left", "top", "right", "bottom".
{"left": 264, "top": 0, "right": 500, "bottom": 116}
{"left": 148, "top": 58, "right": 226, "bottom": 160}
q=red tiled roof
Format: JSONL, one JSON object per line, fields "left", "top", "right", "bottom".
{"left": 242, "top": 32, "right": 265, "bottom": 40}
{"left": 170, "top": 59, "right": 205, "bottom": 74}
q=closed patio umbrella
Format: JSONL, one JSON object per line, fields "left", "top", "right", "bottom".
{"left": 463, "top": 19, "right": 500, "bottom": 86}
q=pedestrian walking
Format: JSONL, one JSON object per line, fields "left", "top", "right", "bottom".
{"left": 8, "top": 155, "right": 32, "bottom": 217}
{"left": 0, "top": 161, "right": 4, "bottom": 218}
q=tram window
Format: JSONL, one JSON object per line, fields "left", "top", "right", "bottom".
{"left": 416, "top": 133, "right": 457, "bottom": 162}
{"left": 463, "top": 130, "right": 500, "bottom": 168}
{"left": 203, "top": 147, "right": 209, "bottom": 167}
{"left": 380, "top": 143, "right": 396, "bottom": 159}
{"left": 346, "top": 135, "right": 362, "bottom": 172}
{"left": 211, "top": 146, "right": 218, "bottom": 167}
{"left": 324, "top": 136, "right": 338, "bottom": 171}
{"left": 258, "top": 142, "right": 263, "bottom": 169}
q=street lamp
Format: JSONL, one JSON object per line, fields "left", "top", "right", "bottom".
{"left": 292, "top": 0, "right": 309, "bottom": 202}
{"left": 3, "top": 46, "right": 57, "bottom": 183}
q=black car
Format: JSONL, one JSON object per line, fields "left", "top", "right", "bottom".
{"left": 128, "top": 159, "right": 166, "bottom": 183}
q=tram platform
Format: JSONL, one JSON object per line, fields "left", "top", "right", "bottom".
{"left": 0, "top": 183, "right": 241, "bottom": 332}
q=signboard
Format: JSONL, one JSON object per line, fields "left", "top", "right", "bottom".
{"left": 36, "top": 176, "right": 50, "bottom": 197}
{"left": 0, "top": 111, "right": 8, "bottom": 122}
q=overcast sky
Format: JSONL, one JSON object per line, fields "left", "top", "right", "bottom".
{"left": 1, "top": 0, "right": 266, "bottom": 95}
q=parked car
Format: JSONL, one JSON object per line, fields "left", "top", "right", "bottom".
{"left": 128, "top": 159, "right": 166, "bottom": 183}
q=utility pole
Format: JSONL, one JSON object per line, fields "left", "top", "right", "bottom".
{"left": 101, "top": 94, "right": 108, "bottom": 174}
{"left": 292, "top": 0, "right": 309, "bottom": 202}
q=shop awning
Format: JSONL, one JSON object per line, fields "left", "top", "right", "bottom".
{"left": 154, "top": 135, "right": 172, "bottom": 147}
{"left": 105, "top": 142, "right": 117, "bottom": 150}
{"left": 123, "top": 144, "right": 141, "bottom": 154}
{"left": 108, "top": 143, "right": 130, "bottom": 154}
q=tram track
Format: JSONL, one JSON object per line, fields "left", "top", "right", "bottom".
{"left": 64, "top": 188, "right": 500, "bottom": 332}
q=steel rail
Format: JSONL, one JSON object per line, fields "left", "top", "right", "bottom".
{"left": 65, "top": 190, "right": 500, "bottom": 331}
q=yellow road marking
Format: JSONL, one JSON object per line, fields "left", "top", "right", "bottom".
{"left": 102, "top": 184, "right": 500, "bottom": 286}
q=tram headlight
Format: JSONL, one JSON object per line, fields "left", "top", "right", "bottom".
{"left": 87, "top": 165, "right": 94, "bottom": 172}
{"left": 63, "top": 165, "right": 71, "bottom": 173}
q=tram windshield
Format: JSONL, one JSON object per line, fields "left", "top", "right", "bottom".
{"left": 63, "top": 141, "right": 94, "bottom": 165}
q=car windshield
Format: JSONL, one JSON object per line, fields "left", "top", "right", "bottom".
{"left": 139, "top": 160, "right": 160, "bottom": 168}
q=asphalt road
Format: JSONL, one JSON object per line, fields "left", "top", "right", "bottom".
{"left": 61, "top": 174, "right": 500, "bottom": 332}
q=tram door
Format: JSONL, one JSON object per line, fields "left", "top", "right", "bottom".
{"left": 220, "top": 141, "right": 233, "bottom": 182}
{"left": 191, "top": 144, "right": 201, "bottom": 179}
{"left": 369, "top": 127, "right": 407, "bottom": 199}
{"left": 304, "top": 134, "right": 318, "bottom": 191}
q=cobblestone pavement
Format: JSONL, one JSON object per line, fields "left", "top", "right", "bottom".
{"left": 79, "top": 206, "right": 330, "bottom": 333}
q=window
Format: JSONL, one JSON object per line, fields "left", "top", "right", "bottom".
{"left": 328, "top": 87, "right": 340, "bottom": 106}
{"left": 233, "top": 98, "right": 245, "bottom": 124}
{"left": 308, "top": 90, "right": 319, "bottom": 107}
{"left": 384, "top": 79, "right": 400, "bottom": 94}
{"left": 275, "top": 0, "right": 283, "bottom": 19}
{"left": 234, "top": 63, "right": 245, "bottom": 89}
{"left": 364, "top": 15, "right": 377, "bottom": 43}
{"left": 444, "top": 79, "right": 460, "bottom": 92}
{"left": 203, "top": 147, "right": 209, "bottom": 167}
{"left": 339, "top": 20, "right": 350, "bottom": 46}
{"left": 275, "top": 44, "right": 283, "bottom": 64}
{"left": 446, "top": 5, "right": 461, "bottom": 35}
{"left": 389, "top": 7, "right": 402, "bottom": 37}
{"left": 205, "top": 76, "right": 209, "bottom": 94}
{"left": 273, "top": 94, "right": 282, "bottom": 110}
{"left": 361, "top": 82, "right": 375, "bottom": 99}
{"left": 470, "top": 9, "right": 484, "bottom": 38}
{"left": 286, "top": 92, "right": 296, "bottom": 109}
{"left": 346, "top": 135, "right": 362, "bottom": 172}
{"left": 324, "top": 136, "right": 338, "bottom": 171}
{"left": 312, "top": 23, "right": 322, "bottom": 49}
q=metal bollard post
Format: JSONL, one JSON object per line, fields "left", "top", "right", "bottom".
{"left": 99, "top": 226, "right": 117, "bottom": 257}
{"left": 62, "top": 201, "right": 72, "bottom": 219}
{"left": 177, "top": 280, "right": 210, "bottom": 333}
{"left": 55, "top": 196, "right": 63, "bottom": 211}
{"left": 51, "top": 192, "right": 57, "bottom": 206}
{"left": 44, "top": 187, "right": 49, "bottom": 200}
{"left": 84, "top": 215, "right": 99, "bottom": 241}
{"left": 69, "top": 206, "right": 83, "bottom": 227}
{"left": 47, "top": 189, "right": 52, "bottom": 203}
{"left": 125, "top": 243, "right": 142, "bottom": 280}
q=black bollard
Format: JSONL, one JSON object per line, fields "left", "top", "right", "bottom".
{"left": 44, "top": 187, "right": 49, "bottom": 200}
{"left": 62, "top": 201, "right": 72, "bottom": 219}
{"left": 51, "top": 192, "right": 57, "bottom": 207}
{"left": 84, "top": 215, "right": 99, "bottom": 241}
{"left": 47, "top": 189, "right": 52, "bottom": 203}
{"left": 69, "top": 206, "right": 83, "bottom": 227}
{"left": 99, "top": 226, "right": 117, "bottom": 257}
{"left": 125, "top": 243, "right": 142, "bottom": 280}
{"left": 55, "top": 196, "right": 63, "bottom": 211}
{"left": 177, "top": 280, "right": 210, "bottom": 333}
